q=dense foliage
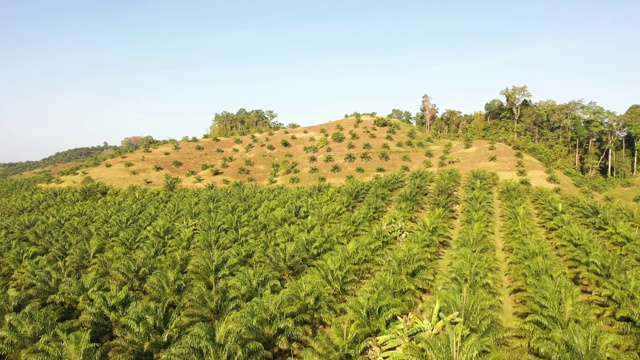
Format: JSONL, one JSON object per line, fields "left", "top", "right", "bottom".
{"left": 408, "top": 87, "right": 640, "bottom": 189}
{"left": 2, "top": 170, "right": 639, "bottom": 358}
{"left": 0, "top": 144, "right": 119, "bottom": 178}
{"left": 209, "top": 109, "right": 281, "bottom": 137}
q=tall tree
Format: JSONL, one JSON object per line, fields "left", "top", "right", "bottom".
{"left": 500, "top": 85, "right": 532, "bottom": 140}
{"left": 421, "top": 94, "right": 437, "bottom": 134}
{"left": 623, "top": 104, "right": 640, "bottom": 175}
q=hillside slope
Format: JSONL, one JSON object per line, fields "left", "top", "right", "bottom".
{"left": 48, "top": 117, "right": 571, "bottom": 189}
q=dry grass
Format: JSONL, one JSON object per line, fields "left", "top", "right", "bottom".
{"left": 40, "top": 116, "right": 565, "bottom": 189}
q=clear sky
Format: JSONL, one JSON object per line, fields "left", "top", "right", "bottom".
{"left": 1, "top": 0, "right": 639, "bottom": 162}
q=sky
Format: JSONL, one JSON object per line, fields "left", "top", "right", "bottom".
{"left": 1, "top": 0, "right": 639, "bottom": 162}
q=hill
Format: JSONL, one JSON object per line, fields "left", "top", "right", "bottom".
{"left": 44, "top": 116, "right": 570, "bottom": 190}
{"left": 0, "top": 144, "right": 119, "bottom": 178}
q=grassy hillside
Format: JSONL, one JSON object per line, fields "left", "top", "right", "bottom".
{"left": 46, "top": 117, "right": 570, "bottom": 190}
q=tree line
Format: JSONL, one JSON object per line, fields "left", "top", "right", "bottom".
{"left": 388, "top": 86, "right": 640, "bottom": 188}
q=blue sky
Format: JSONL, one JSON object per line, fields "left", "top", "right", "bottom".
{"left": 1, "top": 0, "right": 639, "bottom": 162}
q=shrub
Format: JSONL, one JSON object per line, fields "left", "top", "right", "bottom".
{"left": 153, "top": 164, "right": 163, "bottom": 171}
{"left": 324, "top": 155, "right": 334, "bottom": 163}
{"left": 360, "top": 152, "right": 372, "bottom": 162}
{"left": 547, "top": 174, "right": 560, "bottom": 184}
{"left": 344, "top": 153, "right": 356, "bottom": 162}
{"left": 172, "top": 143, "right": 180, "bottom": 151}
{"left": 368, "top": 133, "right": 377, "bottom": 139}
{"left": 232, "top": 148, "right": 239, "bottom": 153}
{"left": 164, "top": 151, "right": 171, "bottom": 156}
{"left": 330, "top": 164, "right": 341, "bottom": 173}
{"left": 172, "top": 160, "right": 183, "bottom": 168}
{"left": 423, "top": 159, "right": 433, "bottom": 168}
{"left": 463, "top": 136, "right": 473, "bottom": 149}
{"left": 308, "top": 155, "right": 317, "bottom": 163}
{"left": 401, "top": 165, "right": 410, "bottom": 172}
{"left": 289, "top": 176, "right": 300, "bottom": 184}
{"left": 385, "top": 134, "right": 393, "bottom": 141}
{"left": 424, "top": 149, "right": 434, "bottom": 158}
{"left": 488, "top": 154, "right": 497, "bottom": 162}
{"left": 195, "top": 145, "right": 204, "bottom": 151}
{"left": 186, "top": 170, "right": 197, "bottom": 177}
{"left": 290, "top": 135, "right": 297, "bottom": 140}
{"left": 210, "top": 168, "right": 223, "bottom": 176}
{"left": 381, "top": 143, "right": 390, "bottom": 150}
{"left": 331, "top": 131, "right": 345, "bottom": 143}
{"left": 280, "top": 139, "right": 291, "bottom": 147}
{"left": 105, "top": 163, "right": 112, "bottom": 168}
{"left": 81, "top": 176, "right": 94, "bottom": 185}
{"left": 401, "top": 154, "right": 411, "bottom": 162}
{"left": 489, "top": 140, "right": 496, "bottom": 150}
{"left": 387, "top": 127, "right": 396, "bottom": 135}
{"left": 363, "top": 142, "right": 372, "bottom": 150}
{"left": 309, "top": 167, "right": 319, "bottom": 174}
{"left": 234, "top": 138, "right": 243, "bottom": 144}
{"left": 303, "top": 145, "right": 318, "bottom": 153}
{"left": 266, "top": 144, "right": 275, "bottom": 151}
{"left": 375, "top": 167, "right": 386, "bottom": 173}
{"left": 515, "top": 151, "right": 524, "bottom": 158}
{"left": 349, "top": 130, "right": 359, "bottom": 140}
{"left": 244, "top": 159, "right": 254, "bottom": 166}
{"left": 405, "top": 140, "right": 414, "bottom": 148}
{"left": 326, "top": 146, "right": 332, "bottom": 153}
{"left": 519, "top": 177, "right": 531, "bottom": 186}
{"left": 318, "top": 176, "right": 327, "bottom": 183}
{"left": 443, "top": 142, "right": 453, "bottom": 155}
{"left": 438, "top": 155, "right": 447, "bottom": 167}
{"left": 355, "top": 166, "right": 365, "bottom": 173}
{"left": 408, "top": 129, "right": 417, "bottom": 139}
{"left": 238, "top": 167, "right": 250, "bottom": 175}
{"left": 517, "top": 169, "right": 527, "bottom": 177}
{"left": 347, "top": 142, "right": 355, "bottom": 150}
{"left": 396, "top": 141, "right": 404, "bottom": 148}
{"left": 416, "top": 141, "right": 425, "bottom": 148}
{"left": 163, "top": 174, "right": 181, "bottom": 191}
{"left": 373, "top": 116, "right": 391, "bottom": 127}
{"left": 285, "top": 152, "right": 293, "bottom": 158}
{"left": 124, "top": 162, "right": 134, "bottom": 168}
{"left": 222, "top": 178, "right": 231, "bottom": 185}
{"left": 378, "top": 151, "right": 390, "bottom": 161}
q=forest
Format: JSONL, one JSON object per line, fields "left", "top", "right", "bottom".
{"left": 414, "top": 87, "right": 640, "bottom": 191}
{"left": 1, "top": 166, "right": 639, "bottom": 358}
{"left": 0, "top": 144, "right": 120, "bottom": 178}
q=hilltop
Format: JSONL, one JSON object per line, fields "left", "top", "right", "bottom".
{"left": 43, "top": 116, "right": 571, "bottom": 190}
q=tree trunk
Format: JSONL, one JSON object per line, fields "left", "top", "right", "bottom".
{"left": 575, "top": 139, "right": 579, "bottom": 169}
{"left": 607, "top": 146, "right": 612, "bottom": 177}
{"left": 634, "top": 141, "right": 638, "bottom": 176}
